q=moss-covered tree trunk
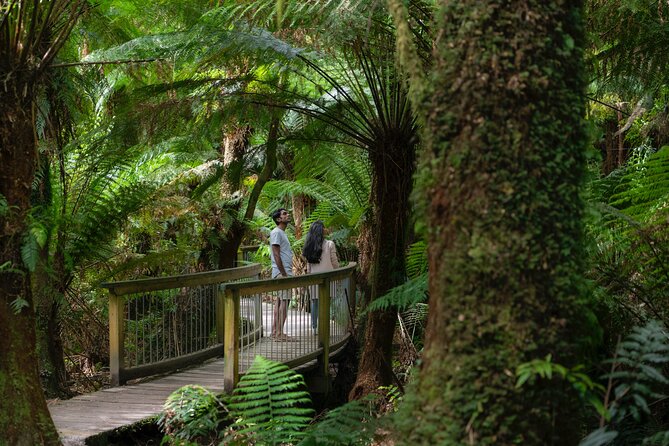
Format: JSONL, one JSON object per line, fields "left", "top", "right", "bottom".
{"left": 395, "top": 1, "right": 589, "bottom": 444}
{"left": 0, "top": 95, "right": 61, "bottom": 445}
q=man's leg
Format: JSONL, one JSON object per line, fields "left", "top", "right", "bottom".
{"left": 279, "top": 298, "right": 289, "bottom": 335}
{"left": 272, "top": 295, "right": 280, "bottom": 337}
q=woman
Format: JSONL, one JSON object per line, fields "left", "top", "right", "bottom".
{"left": 302, "top": 220, "right": 339, "bottom": 333}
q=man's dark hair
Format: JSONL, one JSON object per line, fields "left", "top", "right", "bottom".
{"left": 272, "top": 208, "right": 287, "bottom": 225}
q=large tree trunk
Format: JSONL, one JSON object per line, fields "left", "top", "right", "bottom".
{"left": 349, "top": 140, "right": 416, "bottom": 399}
{"left": 394, "top": 1, "right": 590, "bottom": 444}
{"left": 0, "top": 96, "right": 61, "bottom": 445}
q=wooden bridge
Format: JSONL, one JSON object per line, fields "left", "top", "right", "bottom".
{"left": 47, "top": 262, "right": 357, "bottom": 445}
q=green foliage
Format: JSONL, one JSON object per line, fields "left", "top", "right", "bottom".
{"left": 579, "top": 321, "right": 669, "bottom": 446}
{"left": 226, "top": 356, "right": 313, "bottom": 445}
{"left": 365, "top": 273, "right": 428, "bottom": 313}
{"left": 608, "top": 146, "right": 669, "bottom": 221}
{"left": 298, "top": 398, "right": 376, "bottom": 446}
{"left": 516, "top": 354, "right": 606, "bottom": 418}
{"left": 0, "top": 193, "right": 8, "bottom": 216}
{"left": 587, "top": 0, "right": 669, "bottom": 95}
{"left": 158, "top": 384, "right": 227, "bottom": 445}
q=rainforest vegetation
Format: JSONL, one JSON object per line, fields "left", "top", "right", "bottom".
{"left": 3, "top": 0, "right": 669, "bottom": 445}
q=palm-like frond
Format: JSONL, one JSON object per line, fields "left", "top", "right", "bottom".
{"left": 365, "top": 273, "right": 428, "bottom": 313}
{"left": 587, "top": 0, "right": 669, "bottom": 96}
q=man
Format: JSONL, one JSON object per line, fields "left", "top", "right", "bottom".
{"left": 269, "top": 208, "right": 293, "bottom": 340}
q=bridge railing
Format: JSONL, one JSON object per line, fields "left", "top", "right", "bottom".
{"left": 101, "top": 264, "right": 262, "bottom": 385}
{"left": 222, "top": 262, "right": 357, "bottom": 391}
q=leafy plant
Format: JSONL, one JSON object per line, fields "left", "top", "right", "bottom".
{"left": 578, "top": 320, "right": 669, "bottom": 446}
{"left": 158, "top": 385, "right": 226, "bottom": 445}
{"left": 299, "top": 398, "right": 376, "bottom": 446}
{"left": 158, "top": 384, "right": 227, "bottom": 446}
{"left": 515, "top": 354, "right": 606, "bottom": 418}
{"left": 225, "top": 356, "right": 313, "bottom": 445}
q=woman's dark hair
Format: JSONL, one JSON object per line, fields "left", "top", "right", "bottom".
{"left": 303, "top": 220, "right": 325, "bottom": 263}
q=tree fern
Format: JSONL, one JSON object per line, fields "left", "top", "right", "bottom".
{"left": 226, "top": 356, "right": 313, "bottom": 445}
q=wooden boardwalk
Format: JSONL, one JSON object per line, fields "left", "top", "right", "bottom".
{"left": 48, "top": 304, "right": 350, "bottom": 445}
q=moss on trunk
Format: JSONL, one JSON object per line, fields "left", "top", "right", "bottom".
{"left": 1, "top": 96, "right": 61, "bottom": 445}
{"left": 395, "top": 1, "right": 591, "bottom": 444}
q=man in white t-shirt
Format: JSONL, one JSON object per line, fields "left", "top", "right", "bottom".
{"left": 269, "top": 208, "right": 293, "bottom": 340}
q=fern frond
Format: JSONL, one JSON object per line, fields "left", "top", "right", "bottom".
{"left": 299, "top": 398, "right": 376, "bottom": 446}
{"left": 365, "top": 273, "right": 428, "bottom": 313}
{"left": 228, "top": 356, "right": 313, "bottom": 445}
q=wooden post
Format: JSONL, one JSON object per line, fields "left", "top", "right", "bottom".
{"left": 109, "top": 291, "right": 125, "bottom": 386}
{"left": 223, "top": 288, "right": 240, "bottom": 392}
{"left": 216, "top": 285, "right": 225, "bottom": 346}
{"left": 318, "top": 278, "right": 331, "bottom": 391}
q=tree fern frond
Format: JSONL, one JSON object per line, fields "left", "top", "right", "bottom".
{"left": 365, "top": 272, "right": 428, "bottom": 313}
{"left": 228, "top": 356, "right": 313, "bottom": 445}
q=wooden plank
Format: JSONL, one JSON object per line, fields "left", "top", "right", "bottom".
{"left": 119, "top": 345, "right": 223, "bottom": 382}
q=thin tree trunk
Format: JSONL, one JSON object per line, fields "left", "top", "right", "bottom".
{"left": 0, "top": 98, "right": 61, "bottom": 445}
{"left": 394, "top": 1, "right": 590, "bottom": 444}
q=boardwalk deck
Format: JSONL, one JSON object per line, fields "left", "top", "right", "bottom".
{"left": 48, "top": 303, "right": 350, "bottom": 445}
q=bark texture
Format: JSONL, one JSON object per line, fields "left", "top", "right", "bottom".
{"left": 349, "top": 138, "right": 416, "bottom": 399}
{"left": 395, "top": 1, "right": 590, "bottom": 444}
{"left": 1, "top": 94, "right": 61, "bottom": 445}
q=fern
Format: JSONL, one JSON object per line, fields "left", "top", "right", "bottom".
{"left": 298, "top": 399, "right": 375, "bottom": 446}
{"left": 365, "top": 273, "right": 428, "bottom": 313}
{"left": 579, "top": 320, "right": 669, "bottom": 446}
{"left": 605, "top": 321, "right": 669, "bottom": 424}
{"left": 226, "top": 356, "right": 313, "bottom": 445}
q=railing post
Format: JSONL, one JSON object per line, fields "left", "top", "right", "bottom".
{"left": 223, "top": 288, "right": 240, "bottom": 392}
{"left": 109, "top": 290, "right": 125, "bottom": 386}
{"left": 348, "top": 270, "right": 356, "bottom": 332}
{"left": 317, "top": 278, "right": 331, "bottom": 392}
{"left": 216, "top": 285, "right": 225, "bottom": 346}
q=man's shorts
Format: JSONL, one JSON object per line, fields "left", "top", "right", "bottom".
{"left": 272, "top": 273, "right": 293, "bottom": 301}
{"left": 277, "top": 289, "right": 292, "bottom": 301}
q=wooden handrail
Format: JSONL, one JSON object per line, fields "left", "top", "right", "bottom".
{"left": 224, "top": 262, "right": 357, "bottom": 296}
{"left": 101, "top": 264, "right": 262, "bottom": 295}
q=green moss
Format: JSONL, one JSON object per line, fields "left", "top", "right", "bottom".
{"left": 397, "top": 1, "right": 596, "bottom": 444}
